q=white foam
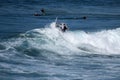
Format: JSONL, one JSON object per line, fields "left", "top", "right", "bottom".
{"left": 22, "top": 22, "right": 120, "bottom": 55}
{"left": 1, "top": 22, "right": 120, "bottom": 55}
{"left": 63, "top": 28, "right": 120, "bottom": 55}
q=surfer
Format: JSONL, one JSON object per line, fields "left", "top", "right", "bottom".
{"left": 83, "top": 16, "right": 87, "bottom": 19}
{"left": 34, "top": 8, "right": 45, "bottom": 16}
{"left": 41, "top": 8, "right": 45, "bottom": 15}
{"left": 57, "top": 23, "right": 68, "bottom": 32}
{"left": 54, "top": 17, "right": 68, "bottom": 32}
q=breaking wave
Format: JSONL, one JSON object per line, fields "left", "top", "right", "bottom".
{"left": 0, "top": 22, "right": 120, "bottom": 56}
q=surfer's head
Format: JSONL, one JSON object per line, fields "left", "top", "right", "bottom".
{"left": 83, "top": 16, "right": 87, "bottom": 19}
{"left": 41, "top": 8, "right": 45, "bottom": 15}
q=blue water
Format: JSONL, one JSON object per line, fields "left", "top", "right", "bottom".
{"left": 0, "top": 0, "right": 120, "bottom": 80}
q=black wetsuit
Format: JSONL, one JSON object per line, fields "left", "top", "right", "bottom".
{"left": 62, "top": 25, "right": 68, "bottom": 32}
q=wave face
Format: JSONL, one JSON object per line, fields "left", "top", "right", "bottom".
{"left": 1, "top": 22, "right": 120, "bottom": 56}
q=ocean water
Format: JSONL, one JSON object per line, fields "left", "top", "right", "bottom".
{"left": 0, "top": 0, "right": 120, "bottom": 80}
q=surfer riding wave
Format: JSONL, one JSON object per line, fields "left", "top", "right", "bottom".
{"left": 56, "top": 23, "right": 68, "bottom": 32}
{"left": 51, "top": 18, "right": 68, "bottom": 32}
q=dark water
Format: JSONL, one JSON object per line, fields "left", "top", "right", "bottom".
{"left": 0, "top": 0, "right": 120, "bottom": 80}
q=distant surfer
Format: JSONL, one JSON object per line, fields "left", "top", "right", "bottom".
{"left": 73, "top": 16, "right": 87, "bottom": 19}
{"left": 34, "top": 8, "right": 45, "bottom": 16}
{"left": 41, "top": 8, "right": 45, "bottom": 15}
{"left": 82, "top": 16, "right": 87, "bottom": 19}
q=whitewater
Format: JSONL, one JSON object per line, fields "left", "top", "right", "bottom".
{"left": 0, "top": 22, "right": 120, "bottom": 56}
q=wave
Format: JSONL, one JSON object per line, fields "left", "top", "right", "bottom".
{"left": 0, "top": 22, "right": 120, "bottom": 56}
